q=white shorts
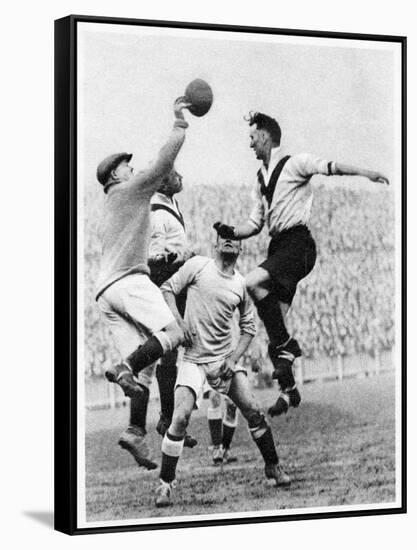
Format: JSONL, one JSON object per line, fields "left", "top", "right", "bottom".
{"left": 176, "top": 358, "right": 247, "bottom": 406}
{"left": 97, "top": 273, "right": 175, "bottom": 388}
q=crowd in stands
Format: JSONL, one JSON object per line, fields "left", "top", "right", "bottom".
{"left": 83, "top": 181, "right": 395, "bottom": 377}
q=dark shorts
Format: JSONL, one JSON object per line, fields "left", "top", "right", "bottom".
{"left": 259, "top": 225, "right": 317, "bottom": 305}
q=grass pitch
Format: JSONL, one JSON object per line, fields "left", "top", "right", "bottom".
{"left": 85, "top": 373, "right": 396, "bottom": 522}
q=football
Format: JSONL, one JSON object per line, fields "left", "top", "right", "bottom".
{"left": 184, "top": 78, "right": 213, "bottom": 117}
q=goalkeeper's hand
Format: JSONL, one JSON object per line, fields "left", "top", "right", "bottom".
{"left": 213, "top": 221, "right": 236, "bottom": 239}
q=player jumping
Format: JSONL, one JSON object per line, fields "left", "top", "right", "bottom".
{"left": 118, "top": 170, "right": 197, "bottom": 468}
{"left": 214, "top": 111, "right": 389, "bottom": 417}
{"left": 155, "top": 233, "right": 290, "bottom": 508}
{"left": 95, "top": 98, "right": 191, "bottom": 468}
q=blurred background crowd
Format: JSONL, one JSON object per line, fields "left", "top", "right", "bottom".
{"left": 84, "top": 181, "right": 395, "bottom": 379}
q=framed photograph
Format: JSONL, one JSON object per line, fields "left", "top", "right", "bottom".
{"left": 54, "top": 14, "right": 406, "bottom": 535}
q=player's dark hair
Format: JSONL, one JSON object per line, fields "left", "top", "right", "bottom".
{"left": 158, "top": 170, "right": 181, "bottom": 195}
{"left": 246, "top": 111, "right": 282, "bottom": 146}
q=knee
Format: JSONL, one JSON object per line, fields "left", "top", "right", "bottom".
{"left": 163, "top": 321, "right": 184, "bottom": 349}
{"left": 245, "top": 273, "right": 259, "bottom": 299}
{"left": 210, "top": 392, "right": 222, "bottom": 409}
{"left": 246, "top": 410, "right": 269, "bottom": 439}
{"left": 245, "top": 273, "right": 267, "bottom": 302}
{"left": 225, "top": 401, "right": 237, "bottom": 422}
{"left": 172, "top": 407, "right": 191, "bottom": 433}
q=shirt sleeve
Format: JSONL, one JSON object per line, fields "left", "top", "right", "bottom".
{"left": 149, "top": 210, "right": 168, "bottom": 257}
{"left": 248, "top": 180, "right": 265, "bottom": 231}
{"left": 292, "top": 153, "right": 332, "bottom": 179}
{"left": 130, "top": 127, "right": 186, "bottom": 194}
{"left": 161, "top": 256, "right": 206, "bottom": 295}
{"left": 238, "top": 286, "right": 257, "bottom": 336}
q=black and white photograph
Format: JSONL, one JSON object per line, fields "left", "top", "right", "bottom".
{"left": 54, "top": 14, "right": 405, "bottom": 534}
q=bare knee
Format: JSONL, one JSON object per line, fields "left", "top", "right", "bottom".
{"left": 245, "top": 269, "right": 270, "bottom": 302}
{"left": 209, "top": 392, "right": 222, "bottom": 409}
{"left": 245, "top": 274, "right": 259, "bottom": 299}
{"left": 172, "top": 406, "right": 191, "bottom": 435}
{"left": 163, "top": 321, "right": 184, "bottom": 349}
{"left": 225, "top": 402, "right": 237, "bottom": 425}
{"left": 225, "top": 401, "right": 238, "bottom": 424}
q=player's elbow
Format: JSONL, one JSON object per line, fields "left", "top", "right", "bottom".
{"left": 245, "top": 220, "right": 262, "bottom": 237}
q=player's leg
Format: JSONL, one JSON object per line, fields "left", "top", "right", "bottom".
{"left": 97, "top": 293, "right": 157, "bottom": 470}
{"left": 245, "top": 266, "right": 298, "bottom": 367}
{"left": 221, "top": 397, "right": 238, "bottom": 463}
{"left": 103, "top": 275, "right": 184, "bottom": 394}
{"left": 155, "top": 351, "right": 177, "bottom": 436}
{"left": 156, "top": 349, "right": 198, "bottom": 449}
{"left": 245, "top": 268, "right": 300, "bottom": 413}
{"left": 156, "top": 361, "right": 203, "bottom": 507}
{"left": 156, "top": 289, "right": 186, "bottom": 432}
{"left": 207, "top": 390, "right": 224, "bottom": 464}
{"left": 130, "top": 362, "right": 157, "bottom": 431}
{"left": 124, "top": 319, "right": 183, "bottom": 376}
{"left": 227, "top": 371, "right": 290, "bottom": 486}
{"left": 246, "top": 228, "right": 316, "bottom": 416}
{"left": 266, "top": 228, "right": 317, "bottom": 416}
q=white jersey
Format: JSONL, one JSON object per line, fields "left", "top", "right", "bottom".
{"left": 149, "top": 192, "right": 188, "bottom": 260}
{"left": 161, "top": 256, "right": 256, "bottom": 363}
{"left": 249, "top": 148, "right": 333, "bottom": 237}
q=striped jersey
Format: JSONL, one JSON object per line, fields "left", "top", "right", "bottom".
{"left": 249, "top": 147, "right": 333, "bottom": 236}
{"left": 149, "top": 192, "right": 188, "bottom": 260}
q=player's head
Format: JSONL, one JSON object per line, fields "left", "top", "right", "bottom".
{"left": 214, "top": 234, "right": 242, "bottom": 260}
{"left": 246, "top": 111, "right": 281, "bottom": 160}
{"left": 158, "top": 169, "right": 183, "bottom": 197}
{"left": 96, "top": 152, "right": 133, "bottom": 193}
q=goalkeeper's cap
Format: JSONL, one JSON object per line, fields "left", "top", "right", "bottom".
{"left": 96, "top": 152, "right": 132, "bottom": 186}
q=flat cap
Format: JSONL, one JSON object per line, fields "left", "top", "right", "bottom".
{"left": 96, "top": 152, "right": 132, "bottom": 186}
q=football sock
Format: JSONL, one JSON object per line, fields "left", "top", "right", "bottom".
{"left": 256, "top": 294, "right": 301, "bottom": 391}
{"left": 221, "top": 424, "right": 235, "bottom": 450}
{"left": 249, "top": 415, "right": 278, "bottom": 465}
{"left": 222, "top": 404, "right": 238, "bottom": 449}
{"left": 256, "top": 293, "right": 290, "bottom": 348}
{"left": 276, "top": 366, "right": 296, "bottom": 391}
{"left": 160, "top": 431, "right": 184, "bottom": 484}
{"left": 129, "top": 385, "right": 149, "bottom": 432}
{"left": 253, "top": 426, "right": 279, "bottom": 465}
{"left": 207, "top": 407, "right": 223, "bottom": 447}
{"left": 156, "top": 358, "right": 177, "bottom": 422}
{"left": 126, "top": 336, "right": 164, "bottom": 376}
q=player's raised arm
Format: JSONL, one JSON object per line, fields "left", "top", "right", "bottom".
{"left": 329, "top": 162, "right": 389, "bottom": 185}
{"left": 132, "top": 97, "right": 191, "bottom": 192}
{"left": 292, "top": 153, "right": 389, "bottom": 186}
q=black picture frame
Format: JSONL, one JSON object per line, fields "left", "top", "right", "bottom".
{"left": 55, "top": 14, "right": 407, "bottom": 535}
